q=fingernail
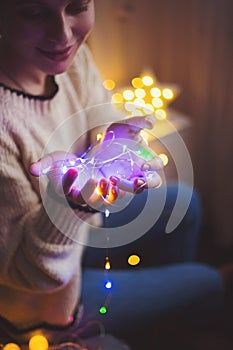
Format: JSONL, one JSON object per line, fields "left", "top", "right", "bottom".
{"left": 99, "top": 178, "right": 108, "bottom": 189}
{"left": 134, "top": 178, "right": 147, "bottom": 193}
{"left": 142, "top": 163, "right": 150, "bottom": 171}
{"left": 66, "top": 168, "right": 78, "bottom": 178}
{"left": 134, "top": 178, "right": 146, "bottom": 187}
{"left": 110, "top": 176, "right": 120, "bottom": 185}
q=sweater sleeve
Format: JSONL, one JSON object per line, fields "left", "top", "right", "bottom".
{"left": 0, "top": 133, "right": 91, "bottom": 292}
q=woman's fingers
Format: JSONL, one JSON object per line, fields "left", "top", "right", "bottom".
{"left": 110, "top": 172, "right": 161, "bottom": 194}
{"left": 144, "top": 172, "right": 162, "bottom": 189}
{"left": 124, "top": 115, "right": 155, "bottom": 131}
{"left": 142, "top": 156, "right": 164, "bottom": 171}
{"left": 104, "top": 115, "right": 155, "bottom": 140}
{"left": 62, "top": 168, "right": 79, "bottom": 195}
{"left": 69, "top": 178, "right": 97, "bottom": 205}
{"left": 29, "top": 151, "right": 77, "bottom": 176}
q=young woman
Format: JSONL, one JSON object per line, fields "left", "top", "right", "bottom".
{"left": 0, "top": 1, "right": 224, "bottom": 348}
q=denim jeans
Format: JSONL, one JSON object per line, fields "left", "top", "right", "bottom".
{"left": 81, "top": 184, "right": 223, "bottom": 334}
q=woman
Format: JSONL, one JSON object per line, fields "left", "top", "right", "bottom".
{"left": 0, "top": 1, "right": 224, "bottom": 348}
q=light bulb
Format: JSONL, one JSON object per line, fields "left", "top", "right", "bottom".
{"left": 123, "top": 89, "right": 134, "bottom": 101}
{"left": 150, "top": 87, "right": 161, "bottom": 98}
{"left": 128, "top": 254, "right": 141, "bottom": 266}
{"left": 112, "top": 92, "right": 123, "bottom": 104}
{"left": 105, "top": 281, "right": 112, "bottom": 289}
{"left": 142, "top": 75, "right": 153, "bottom": 86}
{"left": 103, "top": 79, "right": 116, "bottom": 91}
{"left": 135, "top": 88, "right": 146, "bottom": 98}
{"left": 159, "top": 153, "right": 169, "bottom": 166}
{"left": 162, "top": 88, "right": 174, "bottom": 100}
{"left": 3, "top": 344, "right": 21, "bottom": 350}
{"left": 131, "top": 77, "right": 143, "bottom": 88}
{"left": 29, "top": 335, "right": 49, "bottom": 350}
{"left": 99, "top": 306, "right": 107, "bottom": 314}
{"left": 152, "top": 97, "right": 163, "bottom": 108}
{"left": 105, "top": 257, "right": 111, "bottom": 270}
{"left": 155, "top": 109, "right": 167, "bottom": 120}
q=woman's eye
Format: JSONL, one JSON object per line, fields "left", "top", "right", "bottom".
{"left": 66, "top": 1, "right": 90, "bottom": 15}
{"left": 18, "top": 7, "right": 46, "bottom": 20}
{"left": 66, "top": 6, "right": 88, "bottom": 15}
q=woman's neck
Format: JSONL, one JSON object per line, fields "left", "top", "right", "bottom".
{"left": 0, "top": 52, "right": 53, "bottom": 97}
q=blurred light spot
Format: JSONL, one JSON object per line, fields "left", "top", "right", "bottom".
{"left": 142, "top": 75, "right": 154, "bottom": 86}
{"left": 128, "top": 254, "right": 141, "bottom": 266}
{"left": 155, "top": 109, "right": 167, "bottom": 120}
{"left": 152, "top": 97, "right": 163, "bottom": 108}
{"left": 132, "top": 77, "right": 144, "bottom": 88}
{"left": 135, "top": 88, "right": 146, "bottom": 98}
{"left": 123, "top": 89, "right": 134, "bottom": 100}
{"left": 150, "top": 87, "right": 161, "bottom": 98}
{"left": 162, "top": 88, "right": 174, "bottom": 100}
{"left": 103, "top": 79, "right": 116, "bottom": 91}
{"left": 159, "top": 153, "right": 169, "bottom": 166}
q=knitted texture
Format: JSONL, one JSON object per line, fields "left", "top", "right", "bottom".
{"left": 0, "top": 44, "right": 121, "bottom": 328}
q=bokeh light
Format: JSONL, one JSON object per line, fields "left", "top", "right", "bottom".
{"left": 128, "top": 254, "right": 141, "bottom": 266}
{"left": 103, "top": 79, "right": 116, "bottom": 91}
{"left": 99, "top": 306, "right": 107, "bottom": 314}
{"left": 29, "top": 335, "right": 49, "bottom": 350}
{"left": 159, "top": 153, "right": 169, "bottom": 166}
{"left": 3, "top": 344, "right": 21, "bottom": 350}
{"left": 142, "top": 75, "right": 154, "bottom": 86}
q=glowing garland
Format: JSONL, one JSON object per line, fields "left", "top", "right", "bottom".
{"left": 1, "top": 135, "right": 156, "bottom": 348}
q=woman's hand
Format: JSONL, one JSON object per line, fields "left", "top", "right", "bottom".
{"left": 29, "top": 151, "right": 118, "bottom": 211}
{"left": 29, "top": 116, "right": 163, "bottom": 210}
{"left": 101, "top": 115, "right": 164, "bottom": 192}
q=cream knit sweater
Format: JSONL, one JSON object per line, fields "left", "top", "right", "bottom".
{"left": 0, "top": 44, "right": 120, "bottom": 328}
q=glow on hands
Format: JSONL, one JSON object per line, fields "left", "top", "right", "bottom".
{"left": 29, "top": 151, "right": 118, "bottom": 210}
{"left": 29, "top": 116, "right": 163, "bottom": 209}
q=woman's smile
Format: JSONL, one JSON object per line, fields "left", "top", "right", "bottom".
{"left": 37, "top": 45, "right": 74, "bottom": 62}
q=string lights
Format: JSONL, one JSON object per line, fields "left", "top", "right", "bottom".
{"left": 103, "top": 72, "right": 180, "bottom": 168}
{"left": 106, "top": 72, "right": 179, "bottom": 121}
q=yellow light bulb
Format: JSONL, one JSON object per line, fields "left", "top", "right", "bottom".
{"left": 152, "top": 97, "right": 163, "bottom": 108}
{"left": 29, "top": 335, "right": 49, "bottom": 350}
{"left": 135, "top": 88, "right": 146, "bottom": 98}
{"left": 96, "top": 133, "right": 103, "bottom": 141}
{"left": 142, "top": 75, "right": 154, "bottom": 86}
{"left": 162, "top": 88, "right": 174, "bottom": 100}
{"left": 150, "top": 87, "right": 161, "bottom": 98}
{"left": 112, "top": 92, "right": 123, "bottom": 104}
{"left": 103, "top": 79, "right": 116, "bottom": 91}
{"left": 131, "top": 77, "right": 143, "bottom": 88}
{"left": 123, "top": 89, "right": 134, "bottom": 101}
{"left": 155, "top": 109, "right": 167, "bottom": 120}
{"left": 134, "top": 98, "right": 145, "bottom": 107}
{"left": 128, "top": 255, "right": 140, "bottom": 266}
{"left": 3, "top": 344, "right": 21, "bottom": 350}
{"left": 159, "top": 153, "right": 169, "bottom": 166}
{"left": 105, "top": 257, "right": 111, "bottom": 270}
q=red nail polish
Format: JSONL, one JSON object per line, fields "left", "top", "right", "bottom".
{"left": 110, "top": 176, "right": 120, "bottom": 185}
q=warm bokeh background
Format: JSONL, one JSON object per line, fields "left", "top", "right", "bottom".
{"left": 89, "top": 0, "right": 233, "bottom": 265}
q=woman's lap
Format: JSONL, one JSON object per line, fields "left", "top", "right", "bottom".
{"left": 81, "top": 184, "right": 223, "bottom": 333}
{"left": 81, "top": 264, "right": 223, "bottom": 333}
{"left": 83, "top": 183, "right": 201, "bottom": 268}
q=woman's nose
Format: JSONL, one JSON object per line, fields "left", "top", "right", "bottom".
{"left": 47, "top": 13, "right": 73, "bottom": 45}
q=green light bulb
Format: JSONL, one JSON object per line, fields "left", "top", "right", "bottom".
{"left": 99, "top": 306, "right": 107, "bottom": 314}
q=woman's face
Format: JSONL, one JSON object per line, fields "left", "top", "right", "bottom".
{"left": 0, "top": 0, "right": 95, "bottom": 75}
